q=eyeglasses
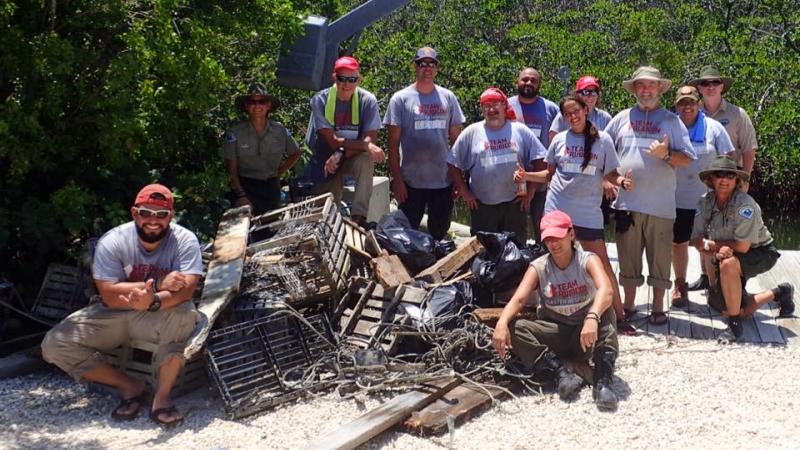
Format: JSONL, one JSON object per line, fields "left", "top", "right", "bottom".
{"left": 481, "top": 101, "right": 504, "bottom": 110}
{"left": 577, "top": 89, "right": 599, "bottom": 97}
{"left": 336, "top": 75, "right": 359, "bottom": 84}
{"left": 712, "top": 171, "right": 737, "bottom": 179}
{"left": 135, "top": 206, "right": 171, "bottom": 219}
{"left": 415, "top": 60, "right": 438, "bottom": 68}
{"left": 246, "top": 98, "right": 269, "bottom": 106}
{"left": 698, "top": 80, "right": 723, "bottom": 87}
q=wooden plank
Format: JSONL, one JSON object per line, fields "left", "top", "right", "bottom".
{"left": 746, "top": 277, "right": 785, "bottom": 344}
{"left": 370, "top": 255, "right": 413, "bottom": 289}
{"left": 183, "top": 207, "right": 250, "bottom": 360}
{"left": 403, "top": 383, "right": 507, "bottom": 436}
{"left": 472, "top": 308, "right": 537, "bottom": 327}
{"left": 415, "top": 236, "right": 483, "bottom": 283}
{"left": 340, "top": 281, "right": 376, "bottom": 336}
{"left": 304, "top": 377, "right": 461, "bottom": 450}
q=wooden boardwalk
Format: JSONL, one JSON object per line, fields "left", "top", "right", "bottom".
{"left": 605, "top": 244, "right": 800, "bottom": 345}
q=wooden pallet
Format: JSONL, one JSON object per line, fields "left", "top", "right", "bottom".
{"left": 31, "top": 264, "right": 89, "bottom": 322}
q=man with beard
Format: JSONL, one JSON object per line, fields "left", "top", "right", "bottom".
{"left": 604, "top": 66, "right": 695, "bottom": 326}
{"left": 42, "top": 184, "right": 203, "bottom": 428}
{"left": 508, "top": 67, "right": 559, "bottom": 242}
{"left": 384, "top": 47, "right": 465, "bottom": 239}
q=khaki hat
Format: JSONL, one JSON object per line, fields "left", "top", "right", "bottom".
{"left": 235, "top": 82, "right": 280, "bottom": 113}
{"left": 689, "top": 66, "right": 733, "bottom": 94}
{"left": 674, "top": 85, "right": 701, "bottom": 105}
{"left": 698, "top": 156, "right": 750, "bottom": 188}
{"left": 623, "top": 66, "right": 672, "bottom": 95}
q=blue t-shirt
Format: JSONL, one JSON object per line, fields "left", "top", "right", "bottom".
{"left": 448, "top": 121, "right": 546, "bottom": 205}
{"left": 545, "top": 130, "right": 621, "bottom": 230}
{"left": 93, "top": 222, "right": 204, "bottom": 282}
{"left": 304, "top": 86, "right": 382, "bottom": 182}
{"left": 604, "top": 107, "right": 696, "bottom": 219}
{"left": 675, "top": 116, "right": 734, "bottom": 210}
{"left": 383, "top": 85, "right": 465, "bottom": 189}
{"left": 509, "top": 95, "right": 559, "bottom": 148}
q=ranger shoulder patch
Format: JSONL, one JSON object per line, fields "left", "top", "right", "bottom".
{"left": 224, "top": 131, "right": 237, "bottom": 144}
{"left": 738, "top": 206, "right": 754, "bottom": 220}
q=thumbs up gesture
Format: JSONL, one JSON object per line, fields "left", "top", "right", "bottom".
{"left": 621, "top": 169, "right": 634, "bottom": 191}
{"left": 646, "top": 134, "right": 670, "bottom": 160}
{"left": 513, "top": 162, "right": 527, "bottom": 183}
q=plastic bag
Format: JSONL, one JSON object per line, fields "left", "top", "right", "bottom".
{"left": 420, "top": 281, "right": 473, "bottom": 329}
{"left": 433, "top": 238, "right": 456, "bottom": 260}
{"left": 374, "top": 210, "right": 436, "bottom": 273}
{"left": 471, "top": 232, "right": 535, "bottom": 291}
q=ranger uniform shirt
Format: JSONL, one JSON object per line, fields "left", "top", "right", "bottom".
{"left": 691, "top": 190, "right": 773, "bottom": 247}
{"left": 221, "top": 120, "right": 300, "bottom": 181}
{"left": 531, "top": 247, "right": 597, "bottom": 326}
{"left": 703, "top": 99, "right": 758, "bottom": 167}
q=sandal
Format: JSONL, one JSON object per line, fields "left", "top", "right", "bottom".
{"left": 648, "top": 311, "right": 668, "bottom": 325}
{"left": 111, "top": 390, "right": 148, "bottom": 421}
{"left": 616, "top": 320, "right": 637, "bottom": 336}
{"left": 150, "top": 405, "right": 184, "bottom": 428}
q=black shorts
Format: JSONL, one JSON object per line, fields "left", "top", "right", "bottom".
{"left": 573, "top": 225, "right": 605, "bottom": 241}
{"left": 708, "top": 243, "right": 781, "bottom": 312}
{"left": 672, "top": 208, "right": 695, "bottom": 244}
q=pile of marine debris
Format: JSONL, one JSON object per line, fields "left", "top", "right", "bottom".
{"left": 186, "top": 193, "right": 565, "bottom": 445}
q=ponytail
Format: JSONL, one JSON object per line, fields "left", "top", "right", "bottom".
{"left": 581, "top": 119, "right": 599, "bottom": 171}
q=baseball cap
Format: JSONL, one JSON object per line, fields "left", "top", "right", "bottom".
{"left": 134, "top": 184, "right": 174, "bottom": 209}
{"left": 413, "top": 47, "right": 439, "bottom": 63}
{"left": 576, "top": 75, "right": 600, "bottom": 91}
{"left": 333, "top": 56, "right": 360, "bottom": 73}
{"left": 540, "top": 210, "right": 573, "bottom": 241}
{"left": 674, "top": 85, "right": 701, "bottom": 105}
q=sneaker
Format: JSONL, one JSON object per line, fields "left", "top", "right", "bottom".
{"left": 776, "top": 283, "right": 795, "bottom": 317}
{"left": 687, "top": 274, "right": 709, "bottom": 291}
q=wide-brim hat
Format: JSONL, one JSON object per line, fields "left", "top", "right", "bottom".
{"left": 622, "top": 66, "right": 672, "bottom": 95}
{"left": 698, "top": 155, "right": 750, "bottom": 188}
{"left": 689, "top": 66, "right": 733, "bottom": 94}
{"left": 235, "top": 82, "right": 280, "bottom": 112}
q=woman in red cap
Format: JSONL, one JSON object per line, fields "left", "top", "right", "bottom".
{"left": 548, "top": 75, "right": 612, "bottom": 143}
{"left": 492, "top": 209, "right": 620, "bottom": 411}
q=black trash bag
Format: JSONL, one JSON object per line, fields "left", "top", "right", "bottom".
{"left": 433, "top": 237, "right": 457, "bottom": 260}
{"left": 471, "top": 232, "right": 535, "bottom": 291}
{"left": 375, "top": 210, "right": 436, "bottom": 273}
{"left": 422, "top": 281, "right": 473, "bottom": 329}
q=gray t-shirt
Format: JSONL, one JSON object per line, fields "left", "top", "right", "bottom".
{"left": 675, "top": 117, "right": 734, "bottom": 210}
{"left": 93, "top": 222, "right": 204, "bottom": 282}
{"left": 604, "top": 107, "right": 696, "bottom": 219}
{"left": 549, "top": 108, "right": 613, "bottom": 134}
{"left": 544, "top": 130, "right": 620, "bottom": 230}
{"left": 448, "top": 121, "right": 546, "bottom": 205}
{"left": 531, "top": 247, "right": 597, "bottom": 326}
{"left": 383, "top": 85, "right": 465, "bottom": 189}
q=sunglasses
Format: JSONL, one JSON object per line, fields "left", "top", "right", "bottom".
{"left": 698, "top": 80, "right": 723, "bottom": 87}
{"left": 415, "top": 60, "right": 438, "bottom": 68}
{"left": 336, "top": 75, "right": 359, "bottom": 83}
{"left": 135, "top": 206, "right": 171, "bottom": 219}
{"left": 712, "top": 171, "right": 737, "bottom": 179}
{"left": 246, "top": 98, "right": 269, "bottom": 105}
{"left": 577, "top": 89, "right": 599, "bottom": 97}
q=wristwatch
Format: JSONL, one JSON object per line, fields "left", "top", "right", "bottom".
{"left": 148, "top": 293, "right": 162, "bottom": 312}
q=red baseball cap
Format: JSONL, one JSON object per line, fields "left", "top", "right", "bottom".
{"left": 134, "top": 184, "right": 174, "bottom": 209}
{"left": 333, "top": 56, "right": 360, "bottom": 73}
{"left": 540, "top": 210, "right": 573, "bottom": 240}
{"left": 576, "top": 75, "right": 600, "bottom": 91}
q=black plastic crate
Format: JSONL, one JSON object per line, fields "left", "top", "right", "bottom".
{"left": 205, "top": 311, "right": 337, "bottom": 419}
{"left": 31, "top": 264, "right": 90, "bottom": 322}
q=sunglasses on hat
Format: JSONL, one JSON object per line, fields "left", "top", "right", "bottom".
{"left": 135, "top": 206, "right": 171, "bottom": 219}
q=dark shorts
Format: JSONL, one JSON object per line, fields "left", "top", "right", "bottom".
{"left": 708, "top": 243, "right": 781, "bottom": 312}
{"left": 573, "top": 225, "right": 604, "bottom": 241}
{"left": 672, "top": 208, "right": 695, "bottom": 243}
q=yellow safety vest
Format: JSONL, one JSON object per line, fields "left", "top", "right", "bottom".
{"left": 325, "top": 85, "right": 360, "bottom": 126}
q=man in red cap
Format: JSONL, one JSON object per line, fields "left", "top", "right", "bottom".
{"left": 448, "top": 87, "right": 545, "bottom": 242}
{"left": 42, "top": 184, "right": 203, "bottom": 427}
{"left": 304, "top": 56, "right": 385, "bottom": 225}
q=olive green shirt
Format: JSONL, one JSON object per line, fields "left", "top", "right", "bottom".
{"left": 221, "top": 120, "right": 300, "bottom": 181}
{"left": 704, "top": 99, "right": 757, "bottom": 167}
{"left": 691, "top": 190, "right": 772, "bottom": 247}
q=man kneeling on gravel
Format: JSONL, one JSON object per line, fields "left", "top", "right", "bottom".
{"left": 492, "top": 210, "right": 620, "bottom": 411}
{"left": 42, "top": 184, "right": 203, "bottom": 427}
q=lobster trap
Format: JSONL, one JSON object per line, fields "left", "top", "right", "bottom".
{"left": 204, "top": 310, "right": 337, "bottom": 419}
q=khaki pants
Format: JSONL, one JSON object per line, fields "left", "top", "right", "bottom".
{"left": 314, "top": 151, "right": 374, "bottom": 218}
{"left": 509, "top": 310, "right": 619, "bottom": 367}
{"left": 41, "top": 302, "right": 198, "bottom": 382}
{"left": 616, "top": 211, "right": 673, "bottom": 289}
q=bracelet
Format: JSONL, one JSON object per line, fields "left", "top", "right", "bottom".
{"left": 584, "top": 312, "right": 600, "bottom": 323}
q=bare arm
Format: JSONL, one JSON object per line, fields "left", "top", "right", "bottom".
{"left": 387, "top": 125, "right": 403, "bottom": 180}
{"left": 448, "top": 125, "right": 462, "bottom": 145}
{"left": 580, "top": 255, "right": 613, "bottom": 352}
{"left": 96, "top": 273, "right": 200, "bottom": 311}
{"left": 447, "top": 164, "right": 477, "bottom": 210}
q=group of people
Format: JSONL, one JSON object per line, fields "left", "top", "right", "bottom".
{"left": 37, "top": 48, "right": 796, "bottom": 424}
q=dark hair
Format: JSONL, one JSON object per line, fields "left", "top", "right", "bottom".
{"left": 559, "top": 94, "right": 599, "bottom": 171}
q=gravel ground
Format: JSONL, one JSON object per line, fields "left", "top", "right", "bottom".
{"left": 2, "top": 335, "right": 799, "bottom": 450}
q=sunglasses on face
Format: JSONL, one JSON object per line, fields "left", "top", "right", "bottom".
{"left": 699, "top": 80, "right": 723, "bottom": 87}
{"left": 415, "top": 60, "right": 438, "bottom": 68}
{"left": 577, "top": 89, "right": 599, "bottom": 97}
{"left": 712, "top": 171, "right": 737, "bottom": 179}
{"left": 336, "top": 75, "right": 359, "bottom": 83}
{"left": 246, "top": 98, "right": 269, "bottom": 106}
{"left": 135, "top": 206, "right": 171, "bottom": 219}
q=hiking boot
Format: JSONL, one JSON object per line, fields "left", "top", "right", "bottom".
{"left": 671, "top": 279, "right": 688, "bottom": 308}
{"left": 592, "top": 348, "right": 619, "bottom": 411}
{"left": 775, "top": 283, "right": 795, "bottom": 318}
{"left": 534, "top": 351, "right": 584, "bottom": 401}
{"left": 728, "top": 315, "right": 743, "bottom": 339}
{"left": 687, "top": 274, "right": 709, "bottom": 291}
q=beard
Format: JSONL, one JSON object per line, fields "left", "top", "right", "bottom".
{"left": 135, "top": 223, "right": 169, "bottom": 243}
{"left": 518, "top": 85, "right": 538, "bottom": 99}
